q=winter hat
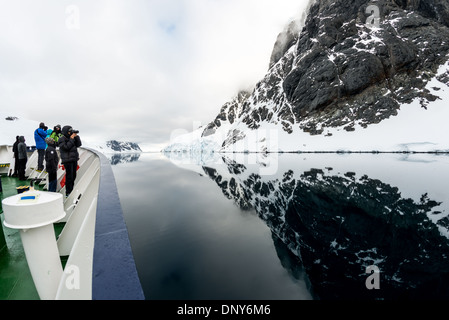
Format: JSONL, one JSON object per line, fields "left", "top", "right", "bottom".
{"left": 46, "top": 137, "right": 55, "bottom": 145}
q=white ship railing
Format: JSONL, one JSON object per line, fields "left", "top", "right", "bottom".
{"left": 0, "top": 145, "right": 144, "bottom": 300}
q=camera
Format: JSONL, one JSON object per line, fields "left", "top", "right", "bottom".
{"left": 72, "top": 130, "right": 80, "bottom": 134}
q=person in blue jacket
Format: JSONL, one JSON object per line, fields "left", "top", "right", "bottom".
{"left": 34, "top": 122, "right": 48, "bottom": 171}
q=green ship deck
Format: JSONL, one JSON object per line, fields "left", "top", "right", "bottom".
{"left": 0, "top": 175, "right": 66, "bottom": 300}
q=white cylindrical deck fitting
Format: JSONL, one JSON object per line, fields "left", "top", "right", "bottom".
{"left": 2, "top": 191, "right": 66, "bottom": 300}
{"left": 19, "top": 225, "right": 64, "bottom": 300}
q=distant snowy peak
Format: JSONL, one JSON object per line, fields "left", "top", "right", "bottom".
{"left": 94, "top": 140, "right": 142, "bottom": 153}
{"left": 165, "top": 0, "right": 449, "bottom": 153}
{"left": 107, "top": 140, "right": 142, "bottom": 153}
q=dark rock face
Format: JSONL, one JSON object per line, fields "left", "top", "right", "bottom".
{"left": 204, "top": 0, "right": 449, "bottom": 142}
{"left": 282, "top": 0, "right": 449, "bottom": 133}
{"left": 202, "top": 91, "right": 251, "bottom": 138}
{"left": 199, "top": 157, "right": 449, "bottom": 300}
{"left": 269, "top": 20, "right": 302, "bottom": 69}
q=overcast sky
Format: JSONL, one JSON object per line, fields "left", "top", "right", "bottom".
{"left": 0, "top": 0, "right": 310, "bottom": 150}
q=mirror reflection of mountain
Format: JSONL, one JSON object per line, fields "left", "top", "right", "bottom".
{"left": 164, "top": 152, "right": 449, "bottom": 300}
{"left": 108, "top": 153, "right": 142, "bottom": 166}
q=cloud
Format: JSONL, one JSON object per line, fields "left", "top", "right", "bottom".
{"left": 0, "top": 0, "right": 309, "bottom": 149}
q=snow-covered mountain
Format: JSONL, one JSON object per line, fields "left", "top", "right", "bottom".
{"left": 165, "top": 0, "right": 449, "bottom": 153}
{"left": 93, "top": 140, "right": 142, "bottom": 154}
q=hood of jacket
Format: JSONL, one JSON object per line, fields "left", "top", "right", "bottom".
{"left": 62, "top": 126, "right": 72, "bottom": 138}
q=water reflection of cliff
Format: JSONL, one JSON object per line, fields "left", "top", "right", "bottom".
{"left": 165, "top": 152, "right": 449, "bottom": 300}
{"left": 108, "top": 153, "right": 141, "bottom": 166}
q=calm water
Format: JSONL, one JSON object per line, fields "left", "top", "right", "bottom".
{"left": 111, "top": 152, "right": 449, "bottom": 300}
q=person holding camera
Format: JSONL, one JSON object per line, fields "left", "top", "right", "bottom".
{"left": 59, "top": 126, "right": 82, "bottom": 197}
{"left": 34, "top": 122, "right": 48, "bottom": 171}
{"left": 45, "top": 137, "right": 59, "bottom": 192}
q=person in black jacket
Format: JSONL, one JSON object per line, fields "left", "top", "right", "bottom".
{"left": 17, "top": 136, "right": 28, "bottom": 181}
{"left": 12, "top": 136, "right": 20, "bottom": 177}
{"left": 59, "top": 126, "right": 82, "bottom": 197}
{"left": 45, "top": 137, "right": 59, "bottom": 192}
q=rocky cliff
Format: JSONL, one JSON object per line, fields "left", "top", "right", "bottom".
{"left": 167, "top": 0, "right": 449, "bottom": 153}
